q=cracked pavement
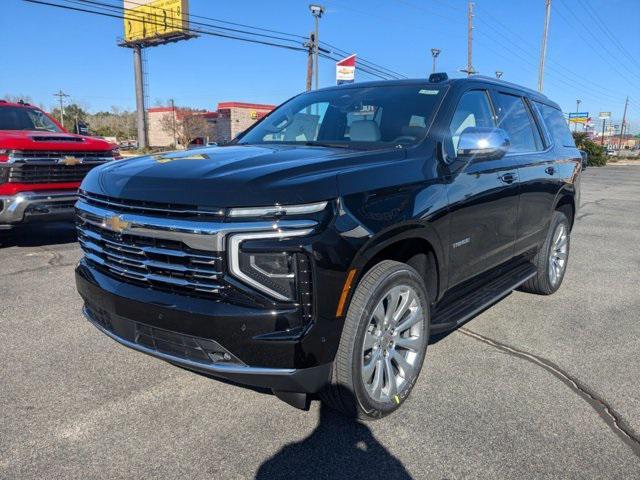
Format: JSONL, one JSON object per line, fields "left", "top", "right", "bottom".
{"left": 1, "top": 166, "right": 639, "bottom": 479}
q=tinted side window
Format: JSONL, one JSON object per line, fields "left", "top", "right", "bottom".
{"left": 449, "top": 90, "right": 495, "bottom": 151}
{"left": 535, "top": 102, "right": 576, "bottom": 147}
{"left": 495, "top": 93, "right": 543, "bottom": 153}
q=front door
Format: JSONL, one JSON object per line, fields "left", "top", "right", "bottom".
{"left": 443, "top": 88, "right": 520, "bottom": 287}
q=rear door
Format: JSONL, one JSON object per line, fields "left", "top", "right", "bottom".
{"left": 443, "top": 88, "right": 520, "bottom": 287}
{"left": 490, "top": 90, "right": 557, "bottom": 256}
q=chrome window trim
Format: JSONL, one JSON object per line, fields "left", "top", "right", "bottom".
{"left": 75, "top": 199, "right": 317, "bottom": 252}
{"left": 228, "top": 229, "right": 314, "bottom": 301}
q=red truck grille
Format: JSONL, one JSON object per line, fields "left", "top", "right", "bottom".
{"left": 9, "top": 150, "right": 112, "bottom": 160}
{"left": 3, "top": 150, "right": 114, "bottom": 184}
{"left": 7, "top": 163, "right": 104, "bottom": 183}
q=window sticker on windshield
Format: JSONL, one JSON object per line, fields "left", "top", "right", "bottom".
{"left": 419, "top": 89, "right": 439, "bottom": 95}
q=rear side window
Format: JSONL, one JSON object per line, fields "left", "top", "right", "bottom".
{"left": 495, "top": 93, "right": 543, "bottom": 153}
{"left": 534, "top": 102, "right": 576, "bottom": 147}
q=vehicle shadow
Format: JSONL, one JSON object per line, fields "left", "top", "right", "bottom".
{"left": 255, "top": 386, "right": 413, "bottom": 480}
{"left": 0, "top": 222, "right": 77, "bottom": 248}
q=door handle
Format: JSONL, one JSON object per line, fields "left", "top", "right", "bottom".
{"left": 545, "top": 166, "right": 556, "bottom": 175}
{"left": 499, "top": 172, "right": 517, "bottom": 184}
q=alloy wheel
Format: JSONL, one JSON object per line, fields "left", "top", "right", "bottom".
{"left": 548, "top": 223, "right": 568, "bottom": 287}
{"left": 361, "top": 285, "right": 425, "bottom": 403}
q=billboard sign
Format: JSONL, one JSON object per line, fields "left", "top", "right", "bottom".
{"left": 598, "top": 111, "right": 611, "bottom": 120}
{"left": 123, "top": 0, "right": 190, "bottom": 45}
{"left": 568, "top": 112, "right": 589, "bottom": 124}
{"left": 336, "top": 54, "right": 356, "bottom": 85}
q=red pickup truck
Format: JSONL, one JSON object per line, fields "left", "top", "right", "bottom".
{"left": 0, "top": 100, "right": 119, "bottom": 230}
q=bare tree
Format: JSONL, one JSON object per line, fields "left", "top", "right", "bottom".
{"left": 159, "top": 109, "right": 209, "bottom": 148}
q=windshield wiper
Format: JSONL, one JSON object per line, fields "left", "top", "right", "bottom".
{"left": 303, "top": 141, "right": 356, "bottom": 149}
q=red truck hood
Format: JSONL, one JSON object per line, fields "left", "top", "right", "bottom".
{"left": 0, "top": 130, "right": 114, "bottom": 152}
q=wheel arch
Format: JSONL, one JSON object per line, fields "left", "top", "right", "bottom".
{"left": 346, "top": 224, "right": 446, "bottom": 311}
{"left": 553, "top": 187, "right": 576, "bottom": 229}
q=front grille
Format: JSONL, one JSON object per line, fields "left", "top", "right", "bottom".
{"left": 77, "top": 220, "right": 225, "bottom": 296}
{"left": 7, "top": 163, "right": 102, "bottom": 183}
{"left": 30, "top": 136, "right": 84, "bottom": 142}
{"left": 10, "top": 150, "right": 111, "bottom": 160}
{"left": 80, "top": 190, "right": 224, "bottom": 219}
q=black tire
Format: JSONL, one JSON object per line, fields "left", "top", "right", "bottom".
{"left": 520, "top": 211, "right": 571, "bottom": 295}
{"left": 320, "top": 260, "right": 430, "bottom": 420}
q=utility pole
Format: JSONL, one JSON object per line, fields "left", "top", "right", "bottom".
{"left": 133, "top": 44, "right": 148, "bottom": 149}
{"left": 574, "top": 99, "right": 581, "bottom": 132}
{"left": 618, "top": 96, "right": 629, "bottom": 150}
{"left": 309, "top": 5, "right": 325, "bottom": 90}
{"left": 430, "top": 48, "right": 441, "bottom": 74}
{"left": 305, "top": 32, "right": 315, "bottom": 91}
{"left": 537, "top": 0, "right": 552, "bottom": 92}
{"left": 53, "top": 90, "right": 70, "bottom": 128}
{"left": 465, "top": 1, "right": 475, "bottom": 76}
{"left": 495, "top": 71, "right": 503, "bottom": 79}
{"left": 169, "top": 98, "right": 178, "bottom": 147}
{"left": 601, "top": 118, "right": 606, "bottom": 146}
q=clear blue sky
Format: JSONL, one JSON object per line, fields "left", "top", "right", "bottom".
{"left": 2, "top": 0, "right": 639, "bottom": 132}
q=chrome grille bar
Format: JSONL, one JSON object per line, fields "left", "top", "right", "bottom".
{"left": 75, "top": 197, "right": 317, "bottom": 297}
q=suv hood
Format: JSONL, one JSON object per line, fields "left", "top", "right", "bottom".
{"left": 0, "top": 130, "right": 114, "bottom": 151}
{"left": 81, "top": 144, "right": 405, "bottom": 208}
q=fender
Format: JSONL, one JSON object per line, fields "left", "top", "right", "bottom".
{"left": 345, "top": 220, "right": 449, "bottom": 306}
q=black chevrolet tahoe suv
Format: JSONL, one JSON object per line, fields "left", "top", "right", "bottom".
{"left": 75, "top": 75, "right": 581, "bottom": 419}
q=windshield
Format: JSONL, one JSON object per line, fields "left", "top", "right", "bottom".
{"left": 238, "top": 85, "right": 445, "bottom": 148}
{"left": 0, "top": 106, "right": 62, "bottom": 132}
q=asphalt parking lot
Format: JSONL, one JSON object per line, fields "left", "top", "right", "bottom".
{"left": 1, "top": 166, "right": 639, "bottom": 479}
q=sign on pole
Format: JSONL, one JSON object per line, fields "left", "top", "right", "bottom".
{"left": 598, "top": 111, "right": 611, "bottom": 120}
{"left": 336, "top": 54, "right": 356, "bottom": 85}
{"left": 568, "top": 112, "right": 589, "bottom": 124}
{"left": 123, "top": 0, "right": 191, "bottom": 46}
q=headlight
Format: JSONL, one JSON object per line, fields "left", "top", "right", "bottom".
{"left": 228, "top": 201, "right": 327, "bottom": 218}
{"left": 228, "top": 229, "right": 313, "bottom": 301}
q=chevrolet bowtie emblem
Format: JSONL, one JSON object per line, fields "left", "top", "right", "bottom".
{"left": 58, "top": 156, "right": 82, "bottom": 166}
{"left": 103, "top": 215, "right": 131, "bottom": 233}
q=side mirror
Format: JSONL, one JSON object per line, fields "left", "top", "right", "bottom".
{"left": 456, "top": 127, "right": 510, "bottom": 161}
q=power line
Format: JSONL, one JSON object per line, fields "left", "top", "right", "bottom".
{"left": 25, "top": 0, "right": 310, "bottom": 52}
{"left": 581, "top": 1, "right": 640, "bottom": 74}
{"left": 72, "top": 0, "right": 406, "bottom": 80}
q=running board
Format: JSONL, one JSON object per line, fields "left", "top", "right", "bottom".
{"left": 431, "top": 263, "right": 537, "bottom": 334}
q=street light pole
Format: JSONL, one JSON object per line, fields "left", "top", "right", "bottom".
{"left": 537, "top": 0, "right": 552, "bottom": 92}
{"left": 309, "top": 4, "right": 325, "bottom": 90}
{"left": 574, "top": 99, "right": 581, "bottom": 132}
{"left": 430, "top": 48, "right": 441, "bottom": 73}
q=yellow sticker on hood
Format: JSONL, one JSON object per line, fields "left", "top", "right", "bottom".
{"left": 153, "top": 153, "right": 208, "bottom": 164}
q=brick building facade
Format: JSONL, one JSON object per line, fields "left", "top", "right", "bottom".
{"left": 147, "top": 101, "right": 275, "bottom": 148}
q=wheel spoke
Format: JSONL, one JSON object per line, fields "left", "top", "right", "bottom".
{"left": 363, "top": 331, "right": 378, "bottom": 351}
{"left": 395, "top": 308, "right": 423, "bottom": 334}
{"left": 555, "top": 251, "right": 567, "bottom": 260}
{"left": 384, "top": 356, "right": 397, "bottom": 398}
{"left": 392, "top": 289, "right": 412, "bottom": 323}
{"left": 557, "top": 235, "right": 568, "bottom": 249}
{"left": 370, "top": 358, "right": 384, "bottom": 397}
{"left": 392, "top": 350, "right": 414, "bottom": 379}
{"left": 362, "top": 349, "right": 381, "bottom": 381}
{"left": 395, "top": 335, "right": 422, "bottom": 351}
{"left": 372, "top": 302, "right": 385, "bottom": 328}
{"left": 385, "top": 289, "right": 400, "bottom": 325}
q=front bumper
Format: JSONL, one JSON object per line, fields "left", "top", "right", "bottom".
{"left": 0, "top": 190, "right": 77, "bottom": 226}
{"left": 76, "top": 261, "right": 334, "bottom": 393}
